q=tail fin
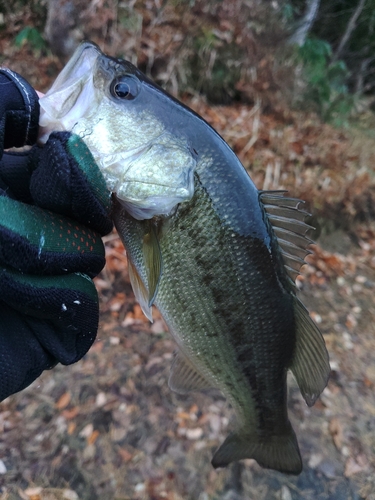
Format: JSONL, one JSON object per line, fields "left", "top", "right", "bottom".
{"left": 211, "top": 424, "right": 302, "bottom": 475}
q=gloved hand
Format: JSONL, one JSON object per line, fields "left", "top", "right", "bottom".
{"left": 0, "top": 68, "right": 113, "bottom": 401}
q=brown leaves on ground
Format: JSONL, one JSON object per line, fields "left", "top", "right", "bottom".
{"left": 185, "top": 97, "right": 375, "bottom": 227}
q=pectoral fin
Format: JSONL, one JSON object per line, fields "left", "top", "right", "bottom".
{"left": 168, "top": 351, "right": 213, "bottom": 394}
{"left": 142, "top": 223, "right": 162, "bottom": 307}
{"left": 113, "top": 200, "right": 163, "bottom": 322}
{"left": 128, "top": 258, "right": 153, "bottom": 322}
{"left": 290, "top": 298, "right": 330, "bottom": 406}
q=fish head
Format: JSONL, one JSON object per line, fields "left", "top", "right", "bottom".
{"left": 39, "top": 42, "right": 197, "bottom": 219}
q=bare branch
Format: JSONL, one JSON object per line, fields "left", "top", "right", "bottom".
{"left": 354, "top": 56, "right": 375, "bottom": 93}
{"left": 288, "top": 0, "right": 321, "bottom": 47}
{"left": 332, "top": 0, "right": 367, "bottom": 62}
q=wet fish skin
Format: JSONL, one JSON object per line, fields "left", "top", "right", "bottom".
{"left": 39, "top": 42, "right": 330, "bottom": 474}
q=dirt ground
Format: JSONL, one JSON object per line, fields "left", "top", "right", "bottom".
{"left": 2, "top": 7, "right": 375, "bottom": 498}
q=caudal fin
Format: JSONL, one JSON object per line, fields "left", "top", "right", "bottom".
{"left": 211, "top": 424, "right": 302, "bottom": 475}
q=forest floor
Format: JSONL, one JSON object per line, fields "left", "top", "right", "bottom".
{"left": 2, "top": 19, "right": 375, "bottom": 500}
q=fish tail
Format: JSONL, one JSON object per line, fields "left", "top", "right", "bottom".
{"left": 211, "top": 423, "right": 302, "bottom": 474}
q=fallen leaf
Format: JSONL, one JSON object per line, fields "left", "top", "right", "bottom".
{"left": 55, "top": 392, "right": 71, "bottom": 410}
{"left": 67, "top": 422, "right": 76, "bottom": 435}
{"left": 79, "top": 423, "right": 94, "bottom": 438}
{"left": 23, "top": 487, "right": 42, "bottom": 500}
{"left": 62, "top": 407, "right": 79, "bottom": 420}
{"left": 344, "top": 457, "right": 367, "bottom": 477}
{"left": 118, "top": 447, "right": 133, "bottom": 462}
{"left": 185, "top": 428, "right": 203, "bottom": 440}
{"left": 87, "top": 429, "right": 100, "bottom": 445}
{"left": 329, "top": 417, "right": 344, "bottom": 450}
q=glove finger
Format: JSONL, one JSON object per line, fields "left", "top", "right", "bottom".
{"left": 0, "top": 302, "right": 57, "bottom": 401}
{"left": 30, "top": 132, "right": 113, "bottom": 236}
{"left": 0, "top": 69, "right": 39, "bottom": 154}
{"left": 0, "top": 268, "right": 99, "bottom": 365}
{"left": 0, "top": 151, "right": 34, "bottom": 202}
{"left": 0, "top": 195, "right": 105, "bottom": 277}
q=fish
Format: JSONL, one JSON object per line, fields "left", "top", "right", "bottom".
{"left": 39, "top": 42, "right": 330, "bottom": 475}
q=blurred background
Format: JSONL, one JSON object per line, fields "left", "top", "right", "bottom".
{"left": 1, "top": 1, "right": 375, "bottom": 499}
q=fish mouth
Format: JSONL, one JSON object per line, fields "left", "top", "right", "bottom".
{"left": 38, "top": 43, "right": 102, "bottom": 139}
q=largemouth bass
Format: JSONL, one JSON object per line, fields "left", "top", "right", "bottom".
{"left": 39, "top": 42, "right": 330, "bottom": 474}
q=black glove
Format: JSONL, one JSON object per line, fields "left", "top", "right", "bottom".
{"left": 0, "top": 68, "right": 113, "bottom": 400}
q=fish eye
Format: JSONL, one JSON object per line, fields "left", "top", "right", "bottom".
{"left": 110, "top": 75, "right": 139, "bottom": 100}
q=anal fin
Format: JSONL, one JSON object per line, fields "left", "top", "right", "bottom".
{"left": 290, "top": 297, "right": 330, "bottom": 406}
{"left": 168, "top": 351, "right": 213, "bottom": 394}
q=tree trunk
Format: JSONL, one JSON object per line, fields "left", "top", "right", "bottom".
{"left": 288, "top": 0, "right": 321, "bottom": 47}
{"left": 354, "top": 57, "right": 375, "bottom": 94}
{"left": 332, "top": 0, "right": 367, "bottom": 63}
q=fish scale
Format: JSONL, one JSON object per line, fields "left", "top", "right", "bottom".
{"left": 116, "top": 171, "right": 300, "bottom": 470}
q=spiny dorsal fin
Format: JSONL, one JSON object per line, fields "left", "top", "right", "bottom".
{"left": 168, "top": 351, "right": 213, "bottom": 394}
{"left": 259, "top": 191, "right": 314, "bottom": 284}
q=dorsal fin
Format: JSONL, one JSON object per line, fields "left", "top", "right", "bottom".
{"left": 259, "top": 191, "right": 314, "bottom": 284}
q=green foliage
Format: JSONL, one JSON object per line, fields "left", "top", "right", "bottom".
{"left": 281, "top": 2, "right": 295, "bottom": 23}
{"left": 289, "top": 0, "right": 375, "bottom": 96}
{"left": 1, "top": 0, "right": 46, "bottom": 20}
{"left": 14, "top": 26, "right": 46, "bottom": 52}
{"left": 188, "top": 29, "right": 243, "bottom": 103}
{"left": 298, "top": 38, "right": 353, "bottom": 125}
